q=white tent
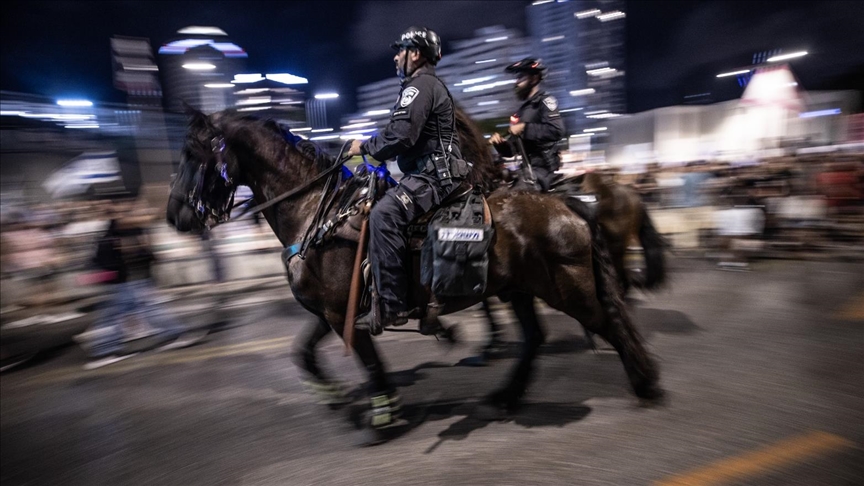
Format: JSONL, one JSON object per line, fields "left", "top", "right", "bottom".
{"left": 718, "top": 64, "right": 804, "bottom": 155}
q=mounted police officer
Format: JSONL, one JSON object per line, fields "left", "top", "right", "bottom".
{"left": 489, "top": 58, "right": 565, "bottom": 191}
{"left": 347, "top": 26, "right": 468, "bottom": 332}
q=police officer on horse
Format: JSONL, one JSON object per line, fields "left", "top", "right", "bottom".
{"left": 347, "top": 26, "right": 468, "bottom": 332}
{"left": 489, "top": 58, "right": 565, "bottom": 191}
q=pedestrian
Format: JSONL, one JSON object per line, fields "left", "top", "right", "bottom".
{"left": 74, "top": 202, "right": 207, "bottom": 369}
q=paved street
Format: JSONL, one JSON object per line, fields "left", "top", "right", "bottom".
{"left": 1, "top": 259, "right": 863, "bottom": 485}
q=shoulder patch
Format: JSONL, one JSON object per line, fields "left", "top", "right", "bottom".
{"left": 400, "top": 87, "right": 420, "bottom": 107}
{"left": 542, "top": 96, "right": 558, "bottom": 111}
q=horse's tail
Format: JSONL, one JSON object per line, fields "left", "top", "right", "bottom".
{"left": 638, "top": 205, "right": 667, "bottom": 290}
{"left": 564, "top": 198, "right": 626, "bottom": 321}
{"left": 564, "top": 197, "right": 662, "bottom": 399}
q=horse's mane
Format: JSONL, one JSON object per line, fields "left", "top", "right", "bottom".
{"left": 455, "top": 106, "right": 499, "bottom": 194}
{"left": 207, "top": 108, "right": 498, "bottom": 192}
{"left": 211, "top": 110, "right": 335, "bottom": 173}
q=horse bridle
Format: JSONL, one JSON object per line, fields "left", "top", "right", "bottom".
{"left": 173, "top": 133, "right": 352, "bottom": 230}
{"left": 169, "top": 134, "right": 236, "bottom": 228}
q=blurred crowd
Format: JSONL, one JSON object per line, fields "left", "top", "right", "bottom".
{"left": 2, "top": 152, "right": 862, "bottom": 302}
{"left": 602, "top": 153, "right": 864, "bottom": 268}
{"left": 1, "top": 198, "right": 165, "bottom": 273}
{"left": 616, "top": 154, "right": 864, "bottom": 211}
{"left": 1, "top": 199, "right": 122, "bottom": 305}
{"left": 0, "top": 149, "right": 860, "bottom": 369}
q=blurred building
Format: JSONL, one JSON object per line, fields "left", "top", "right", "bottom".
{"left": 345, "top": 77, "right": 400, "bottom": 128}
{"left": 343, "top": 1, "right": 628, "bottom": 137}
{"left": 603, "top": 81, "right": 861, "bottom": 167}
{"left": 0, "top": 91, "right": 189, "bottom": 202}
{"left": 527, "top": 0, "right": 627, "bottom": 132}
{"left": 158, "top": 26, "right": 249, "bottom": 114}
{"left": 111, "top": 36, "right": 162, "bottom": 108}
{"left": 436, "top": 26, "right": 532, "bottom": 121}
{"left": 341, "top": 26, "right": 530, "bottom": 131}
{"left": 305, "top": 99, "right": 329, "bottom": 129}
{"left": 231, "top": 76, "right": 309, "bottom": 125}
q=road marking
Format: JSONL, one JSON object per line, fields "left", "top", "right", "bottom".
{"left": 834, "top": 292, "right": 864, "bottom": 321}
{"left": 655, "top": 430, "right": 855, "bottom": 486}
{"left": 24, "top": 336, "right": 295, "bottom": 386}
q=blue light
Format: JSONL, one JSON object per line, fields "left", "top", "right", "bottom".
{"left": 158, "top": 39, "right": 248, "bottom": 58}
{"left": 799, "top": 109, "right": 841, "bottom": 118}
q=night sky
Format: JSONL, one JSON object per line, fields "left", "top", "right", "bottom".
{"left": 2, "top": 0, "right": 862, "bottom": 114}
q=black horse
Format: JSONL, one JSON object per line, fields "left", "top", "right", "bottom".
{"left": 167, "top": 109, "right": 662, "bottom": 435}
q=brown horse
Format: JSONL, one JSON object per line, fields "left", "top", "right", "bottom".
{"left": 454, "top": 109, "right": 666, "bottom": 293}
{"left": 166, "top": 109, "right": 662, "bottom": 436}
{"left": 580, "top": 172, "right": 667, "bottom": 293}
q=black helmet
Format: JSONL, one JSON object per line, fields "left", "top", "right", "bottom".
{"left": 505, "top": 58, "right": 548, "bottom": 80}
{"left": 391, "top": 26, "right": 442, "bottom": 65}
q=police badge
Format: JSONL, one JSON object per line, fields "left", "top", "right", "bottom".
{"left": 542, "top": 96, "right": 558, "bottom": 111}
{"left": 400, "top": 87, "right": 419, "bottom": 107}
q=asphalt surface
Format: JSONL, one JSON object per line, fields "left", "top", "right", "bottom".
{"left": 1, "top": 259, "right": 863, "bottom": 485}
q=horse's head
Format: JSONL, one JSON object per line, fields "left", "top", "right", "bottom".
{"left": 167, "top": 109, "right": 241, "bottom": 234}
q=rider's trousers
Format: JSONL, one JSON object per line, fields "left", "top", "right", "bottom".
{"left": 368, "top": 174, "right": 453, "bottom": 315}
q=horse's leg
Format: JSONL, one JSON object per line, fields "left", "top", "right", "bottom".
{"left": 557, "top": 245, "right": 662, "bottom": 401}
{"left": 323, "top": 316, "right": 400, "bottom": 429}
{"left": 637, "top": 203, "right": 667, "bottom": 290}
{"left": 482, "top": 299, "right": 506, "bottom": 354}
{"left": 293, "top": 316, "right": 349, "bottom": 407}
{"left": 482, "top": 292, "right": 544, "bottom": 413}
{"left": 610, "top": 243, "right": 630, "bottom": 295}
{"left": 462, "top": 298, "right": 506, "bottom": 367}
{"left": 353, "top": 329, "right": 404, "bottom": 428}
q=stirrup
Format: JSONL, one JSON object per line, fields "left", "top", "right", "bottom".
{"left": 355, "top": 311, "right": 408, "bottom": 336}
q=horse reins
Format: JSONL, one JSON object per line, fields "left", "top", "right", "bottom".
{"left": 210, "top": 141, "right": 353, "bottom": 228}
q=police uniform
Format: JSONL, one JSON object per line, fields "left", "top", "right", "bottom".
{"left": 361, "top": 63, "right": 463, "bottom": 320}
{"left": 494, "top": 90, "right": 565, "bottom": 191}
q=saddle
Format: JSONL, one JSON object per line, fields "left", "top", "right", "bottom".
{"left": 307, "top": 165, "right": 488, "bottom": 249}
{"left": 283, "top": 162, "right": 493, "bottom": 319}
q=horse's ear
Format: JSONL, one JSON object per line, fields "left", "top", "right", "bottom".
{"left": 182, "top": 101, "right": 208, "bottom": 128}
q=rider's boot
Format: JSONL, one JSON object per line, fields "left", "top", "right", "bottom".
{"left": 355, "top": 289, "right": 408, "bottom": 335}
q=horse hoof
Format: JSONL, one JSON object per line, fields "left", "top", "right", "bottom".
{"left": 633, "top": 380, "right": 665, "bottom": 403}
{"left": 636, "top": 384, "right": 666, "bottom": 405}
{"left": 358, "top": 412, "right": 407, "bottom": 446}
{"left": 356, "top": 426, "right": 390, "bottom": 447}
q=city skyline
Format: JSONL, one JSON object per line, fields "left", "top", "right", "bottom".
{"left": 2, "top": 1, "right": 863, "bottom": 118}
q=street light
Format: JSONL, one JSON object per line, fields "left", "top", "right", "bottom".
{"left": 716, "top": 69, "right": 751, "bottom": 78}
{"left": 182, "top": 63, "right": 216, "bottom": 70}
{"left": 57, "top": 99, "right": 93, "bottom": 107}
{"left": 767, "top": 51, "right": 807, "bottom": 63}
{"left": 717, "top": 50, "right": 807, "bottom": 78}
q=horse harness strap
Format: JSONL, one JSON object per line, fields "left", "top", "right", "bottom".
{"left": 222, "top": 155, "right": 349, "bottom": 226}
{"left": 413, "top": 72, "right": 470, "bottom": 187}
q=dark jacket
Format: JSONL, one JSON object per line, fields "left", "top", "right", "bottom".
{"left": 361, "top": 64, "right": 462, "bottom": 175}
{"left": 93, "top": 219, "right": 153, "bottom": 283}
{"left": 494, "top": 90, "right": 565, "bottom": 170}
{"left": 93, "top": 219, "right": 125, "bottom": 282}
